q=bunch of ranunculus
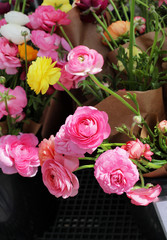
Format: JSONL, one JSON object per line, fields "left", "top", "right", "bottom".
{"left": 0, "top": 133, "right": 40, "bottom": 177}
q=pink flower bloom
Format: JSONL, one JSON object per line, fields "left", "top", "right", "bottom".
{"left": 27, "top": 6, "right": 71, "bottom": 32}
{"left": 37, "top": 49, "right": 59, "bottom": 62}
{"left": 0, "top": 18, "right": 7, "bottom": 28}
{"left": 42, "top": 159, "right": 79, "bottom": 198}
{"left": 158, "top": 120, "right": 167, "bottom": 133}
{"left": 65, "top": 45, "right": 104, "bottom": 76}
{"left": 0, "top": 37, "right": 21, "bottom": 74}
{"left": 126, "top": 184, "right": 162, "bottom": 206}
{"left": 30, "top": 30, "right": 58, "bottom": 51}
{"left": 0, "top": 84, "right": 27, "bottom": 120}
{"left": 94, "top": 147, "right": 139, "bottom": 195}
{"left": 39, "top": 135, "right": 79, "bottom": 171}
{"left": 134, "top": 16, "right": 146, "bottom": 34}
{"left": 55, "top": 125, "right": 87, "bottom": 156}
{"left": 54, "top": 64, "right": 85, "bottom": 91}
{"left": 0, "top": 133, "right": 40, "bottom": 177}
{"left": 121, "top": 139, "right": 153, "bottom": 161}
{"left": 65, "top": 106, "right": 111, "bottom": 150}
{"left": 158, "top": 0, "right": 167, "bottom": 6}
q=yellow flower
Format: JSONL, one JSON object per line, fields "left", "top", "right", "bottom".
{"left": 42, "top": 0, "right": 72, "bottom": 12}
{"left": 27, "top": 57, "right": 61, "bottom": 95}
{"left": 117, "top": 46, "right": 142, "bottom": 71}
{"left": 18, "top": 43, "right": 38, "bottom": 61}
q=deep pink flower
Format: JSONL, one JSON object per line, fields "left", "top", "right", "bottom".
{"left": 0, "top": 2, "right": 11, "bottom": 14}
{"left": 158, "top": 0, "right": 167, "bottom": 6}
{"left": 134, "top": 16, "right": 146, "bottom": 34}
{"left": 126, "top": 184, "right": 162, "bottom": 206}
{"left": 0, "top": 133, "right": 40, "bottom": 177}
{"left": 76, "top": 0, "right": 108, "bottom": 22}
{"left": 30, "top": 30, "right": 58, "bottom": 51}
{"left": 121, "top": 139, "right": 153, "bottom": 161}
{"left": 0, "top": 18, "right": 7, "bottom": 28}
{"left": 27, "top": 6, "right": 71, "bottom": 32}
{"left": 0, "top": 37, "right": 21, "bottom": 74}
{"left": 65, "top": 45, "right": 104, "bottom": 76}
{"left": 42, "top": 159, "right": 79, "bottom": 198}
{"left": 54, "top": 64, "right": 85, "bottom": 91}
{"left": 65, "top": 106, "right": 111, "bottom": 150}
{"left": 55, "top": 125, "right": 87, "bottom": 156}
{"left": 94, "top": 147, "right": 139, "bottom": 195}
{"left": 0, "top": 85, "right": 27, "bottom": 120}
{"left": 158, "top": 120, "right": 167, "bottom": 133}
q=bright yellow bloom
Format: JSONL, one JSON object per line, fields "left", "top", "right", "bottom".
{"left": 18, "top": 43, "right": 38, "bottom": 61}
{"left": 41, "top": 0, "right": 72, "bottom": 12}
{"left": 27, "top": 57, "right": 61, "bottom": 95}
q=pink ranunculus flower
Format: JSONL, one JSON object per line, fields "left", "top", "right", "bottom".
{"left": 158, "top": 0, "right": 167, "bottom": 6}
{"left": 0, "top": 18, "right": 7, "bottom": 28}
{"left": 0, "top": 133, "right": 40, "bottom": 177}
{"left": 121, "top": 138, "right": 153, "bottom": 161}
{"left": 158, "top": 120, "right": 167, "bottom": 133}
{"left": 54, "top": 64, "right": 85, "bottom": 91}
{"left": 9, "top": 133, "right": 40, "bottom": 177}
{"left": 27, "top": 6, "right": 71, "bottom": 32}
{"left": 42, "top": 159, "right": 79, "bottom": 198}
{"left": 126, "top": 184, "right": 162, "bottom": 206}
{"left": 65, "top": 106, "right": 111, "bottom": 150}
{"left": 0, "top": 37, "right": 21, "bottom": 74}
{"left": 65, "top": 45, "right": 104, "bottom": 76}
{"left": 0, "top": 84, "right": 27, "bottom": 120}
{"left": 134, "top": 16, "right": 146, "bottom": 34}
{"left": 39, "top": 135, "right": 79, "bottom": 171}
{"left": 55, "top": 125, "right": 87, "bottom": 156}
{"left": 30, "top": 30, "right": 58, "bottom": 51}
{"left": 94, "top": 147, "right": 139, "bottom": 195}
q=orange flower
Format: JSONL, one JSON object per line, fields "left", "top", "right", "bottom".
{"left": 18, "top": 43, "right": 38, "bottom": 61}
{"left": 103, "top": 21, "right": 130, "bottom": 42}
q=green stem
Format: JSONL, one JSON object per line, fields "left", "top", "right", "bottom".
{"left": 89, "top": 74, "right": 138, "bottom": 115}
{"left": 4, "top": 96, "right": 12, "bottom": 134}
{"left": 59, "top": 25, "right": 73, "bottom": 49}
{"left": 106, "top": 6, "right": 116, "bottom": 21}
{"left": 140, "top": 159, "right": 164, "bottom": 169}
{"left": 145, "top": 0, "right": 149, "bottom": 32}
{"left": 101, "top": 32, "right": 114, "bottom": 51}
{"left": 139, "top": 170, "right": 145, "bottom": 188}
{"left": 79, "top": 157, "right": 96, "bottom": 161}
{"left": 50, "top": 25, "right": 56, "bottom": 35}
{"left": 142, "top": 120, "right": 155, "bottom": 139}
{"left": 128, "top": 0, "right": 135, "bottom": 88}
{"left": 21, "top": 0, "right": 26, "bottom": 13}
{"left": 101, "top": 143, "right": 125, "bottom": 147}
{"left": 108, "top": 0, "right": 122, "bottom": 21}
{"left": 121, "top": 1, "right": 129, "bottom": 21}
{"left": 131, "top": 159, "right": 148, "bottom": 172}
{"left": 91, "top": 11, "right": 118, "bottom": 48}
{"left": 57, "top": 81, "right": 82, "bottom": 106}
{"left": 136, "top": 0, "right": 149, "bottom": 8}
{"left": 85, "top": 80, "right": 103, "bottom": 101}
{"left": 74, "top": 164, "right": 94, "bottom": 172}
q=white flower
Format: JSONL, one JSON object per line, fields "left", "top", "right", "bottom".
{"left": 0, "top": 24, "right": 30, "bottom": 45}
{"left": 4, "top": 11, "right": 30, "bottom": 26}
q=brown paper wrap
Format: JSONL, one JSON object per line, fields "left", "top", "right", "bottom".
{"left": 143, "top": 164, "right": 167, "bottom": 178}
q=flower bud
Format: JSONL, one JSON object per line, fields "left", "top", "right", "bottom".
{"left": 133, "top": 115, "right": 142, "bottom": 124}
{"left": 158, "top": 120, "right": 167, "bottom": 133}
{"left": 0, "top": 76, "right": 6, "bottom": 84}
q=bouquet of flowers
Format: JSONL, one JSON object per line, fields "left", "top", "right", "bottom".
{"left": 0, "top": 0, "right": 167, "bottom": 208}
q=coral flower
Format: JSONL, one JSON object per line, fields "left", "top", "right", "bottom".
{"left": 27, "top": 57, "right": 61, "bottom": 94}
{"left": 18, "top": 43, "right": 38, "bottom": 61}
{"left": 103, "top": 21, "right": 130, "bottom": 42}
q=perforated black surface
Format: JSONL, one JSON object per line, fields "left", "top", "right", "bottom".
{"left": 35, "top": 169, "right": 147, "bottom": 240}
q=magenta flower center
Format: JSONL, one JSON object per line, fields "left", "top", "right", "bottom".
{"left": 110, "top": 169, "right": 126, "bottom": 187}
{"left": 78, "top": 119, "right": 97, "bottom": 137}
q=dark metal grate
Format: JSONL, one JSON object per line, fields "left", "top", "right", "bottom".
{"left": 35, "top": 169, "right": 147, "bottom": 240}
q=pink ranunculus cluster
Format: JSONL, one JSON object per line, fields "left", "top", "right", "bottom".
{"left": 55, "top": 106, "right": 111, "bottom": 156}
{"left": 126, "top": 184, "right": 162, "bottom": 206}
{"left": 65, "top": 45, "right": 104, "bottom": 76}
{"left": 121, "top": 138, "right": 153, "bottom": 161}
{"left": 39, "top": 135, "right": 79, "bottom": 198}
{"left": 0, "top": 37, "right": 21, "bottom": 74}
{"left": 27, "top": 6, "right": 71, "bottom": 32}
{"left": 0, "top": 133, "right": 40, "bottom": 177}
{"left": 94, "top": 147, "right": 139, "bottom": 195}
{"left": 0, "top": 84, "right": 27, "bottom": 120}
{"left": 54, "top": 64, "right": 85, "bottom": 91}
{"left": 0, "top": 18, "right": 7, "bottom": 28}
